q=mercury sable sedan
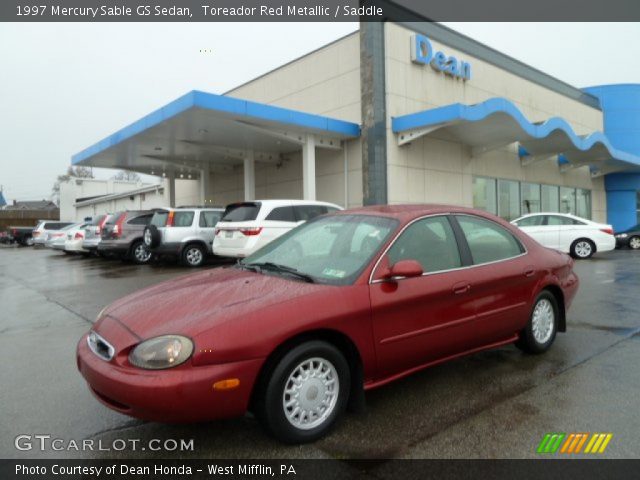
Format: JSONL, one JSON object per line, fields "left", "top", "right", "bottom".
{"left": 77, "top": 205, "right": 579, "bottom": 443}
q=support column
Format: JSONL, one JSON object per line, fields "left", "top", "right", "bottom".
{"left": 200, "top": 162, "right": 210, "bottom": 205}
{"left": 302, "top": 135, "right": 316, "bottom": 200}
{"left": 167, "top": 172, "right": 176, "bottom": 207}
{"left": 244, "top": 151, "right": 255, "bottom": 201}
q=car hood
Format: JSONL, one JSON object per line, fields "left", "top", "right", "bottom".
{"left": 99, "top": 267, "right": 327, "bottom": 340}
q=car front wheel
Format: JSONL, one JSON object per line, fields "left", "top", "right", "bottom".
{"left": 516, "top": 291, "right": 559, "bottom": 354}
{"left": 257, "top": 341, "right": 350, "bottom": 444}
{"left": 570, "top": 238, "right": 595, "bottom": 259}
{"left": 181, "top": 244, "right": 205, "bottom": 267}
{"left": 629, "top": 236, "right": 640, "bottom": 250}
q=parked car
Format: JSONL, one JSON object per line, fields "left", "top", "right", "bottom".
{"left": 83, "top": 214, "right": 111, "bottom": 256}
{"left": 511, "top": 212, "right": 615, "bottom": 259}
{"left": 0, "top": 230, "right": 11, "bottom": 244}
{"left": 64, "top": 223, "right": 92, "bottom": 255}
{"left": 32, "top": 220, "right": 73, "bottom": 246}
{"left": 78, "top": 205, "right": 579, "bottom": 443}
{"left": 614, "top": 223, "right": 640, "bottom": 250}
{"left": 144, "top": 207, "right": 224, "bottom": 267}
{"left": 7, "top": 226, "right": 36, "bottom": 246}
{"left": 98, "top": 211, "right": 155, "bottom": 264}
{"left": 213, "top": 200, "right": 342, "bottom": 258}
{"left": 46, "top": 223, "right": 85, "bottom": 251}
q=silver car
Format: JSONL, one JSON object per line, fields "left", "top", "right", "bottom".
{"left": 144, "top": 207, "right": 224, "bottom": 267}
{"left": 82, "top": 214, "right": 111, "bottom": 255}
{"left": 32, "top": 220, "right": 73, "bottom": 246}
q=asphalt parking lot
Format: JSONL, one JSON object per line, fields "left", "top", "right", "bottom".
{"left": 1, "top": 245, "right": 639, "bottom": 461}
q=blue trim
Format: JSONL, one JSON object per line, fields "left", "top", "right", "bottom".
{"left": 391, "top": 97, "right": 640, "bottom": 168}
{"left": 72, "top": 91, "right": 360, "bottom": 165}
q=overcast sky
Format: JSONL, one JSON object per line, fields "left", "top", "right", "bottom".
{"left": 1, "top": 22, "right": 639, "bottom": 203}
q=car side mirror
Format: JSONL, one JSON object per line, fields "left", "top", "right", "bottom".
{"left": 384, "top": 260, "right": 423, "bottom": 280}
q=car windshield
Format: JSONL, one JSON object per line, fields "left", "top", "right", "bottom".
{"left": 240, "top": 214, "right": 398, "bottom": 285}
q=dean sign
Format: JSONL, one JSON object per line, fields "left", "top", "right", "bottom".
{"left": 411, "top": 34, "right": 472, "bottom": 81}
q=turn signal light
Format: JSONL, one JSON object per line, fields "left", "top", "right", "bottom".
{"left": 213, "top": 378, "right": 240, "bottom": 391}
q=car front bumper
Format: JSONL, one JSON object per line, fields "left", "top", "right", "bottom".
{"left": 76, "top": 334, "right": 262, "bottom": 422}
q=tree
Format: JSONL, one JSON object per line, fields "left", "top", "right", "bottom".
{"left": 51, "top": 166, "right": 94, "bottom": 204}
{"left": 111, "top": 170, "right": 141, "bottom": 182}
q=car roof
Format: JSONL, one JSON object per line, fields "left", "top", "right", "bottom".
{"left": 228, "top": 199, "right": 342, "bottom": 208}
{"left": 333, "top": 204, "right": 499, "bottom": 222}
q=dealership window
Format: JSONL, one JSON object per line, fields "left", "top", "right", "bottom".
{"left": 472, "top": 177, "right": 497, "bottom": 215}
{"left": 576, "top": 189, "right": 592, "bottom": 219}
{"left": 521, "top": 183, "right": 541, "bottom": 215}
{"left": 498, "top": 179, "right": 520, "bottom": 221}
{"left": 560, "top": 187, "right": 576, "bottom": 214}
{"left": 541, "top": 184, "right": 560, "bottom": 212}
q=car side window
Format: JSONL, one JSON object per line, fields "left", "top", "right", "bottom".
{"left": 546, "top": 215, "right": 574, "bottom": 226}
{"left": 456, "top": 215, "right": 524, "bottom": 264}
{"left": 173, "top": 211, "right": 195, "bottom": 227}
{"left": 199, "top": 211, "right": 222, "bottom": 228}
{"left": 265, "top": 206, "right": 296, "bottom": 222}
{"left": 387, "top": 216, "right": 461, "bottom": 273}
{"left": 128, "top": 214, "right": 153, "bottom": 225}
{"left": 294, "top": 205, "right": 327, "bottom": 222}
{"left": 516, "top": 216, "right": 544, "bottom": 227}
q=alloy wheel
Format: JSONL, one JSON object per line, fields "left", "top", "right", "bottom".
{"left": 282, "top": 357, "right": 339, "bottom": 431}
{"left": 630, "top": 236, "right": 640, "bottom": 250}
{"left": 134, "top": 243, "right": 151, "bottom": 263}
{"left": 531, "top": 298, "right": 555, "bottom": 344}
{"left": 574, "top": 241, "right": 592, "bottom": 258}
{"left": 185, "top": 247, "right": 203, "bottom": 266}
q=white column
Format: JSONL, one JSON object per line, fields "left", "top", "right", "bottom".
{"left": 200, "top": 162, "right": 210, "bottom": 205}
{"left": 168, "top": 172, "right": 176, "bottom": 207}
{"left": 302, "top": 135, "right": 316, "bottom": 200}
{"left": 244, "top": 151, "right": 255, "bottom": 201}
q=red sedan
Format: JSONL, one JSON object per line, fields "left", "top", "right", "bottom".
{"left": 77, "top": 205, "right": 579, "bottom": 443}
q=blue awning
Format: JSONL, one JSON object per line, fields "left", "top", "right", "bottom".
{"left": 72, "top": 91, "right": 360, "bottom": 177}
{"left": 391, "top": 98, "right": 640, "bottom": 177}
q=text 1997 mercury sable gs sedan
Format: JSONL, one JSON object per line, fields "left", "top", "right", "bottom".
{"left": 77, "top": 205, "right": 579, "bottom": 443}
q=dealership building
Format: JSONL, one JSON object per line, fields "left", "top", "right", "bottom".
{"left": 73, "top": 22, "right": 640, "bottom": 231}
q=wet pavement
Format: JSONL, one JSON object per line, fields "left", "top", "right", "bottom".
{"left": 1, "top": 245, "right": 639, "bottom": 460}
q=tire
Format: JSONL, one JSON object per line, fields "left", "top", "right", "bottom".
{"left": 25, "top": 236, "right": 35, "bottom": 247}
{"left": 144, "top": 226, "right": 161, "bottom": 248}
{"left": 516, "top": 291, "right": 559, "bottom": 354}
{"left": 570, "top": 238, "right": 595, "bottom": 259}
{"left": 256, "top": 340, "right": 350, "bottom": 444}
{"left": 129, "top": 240, "right": 152, "bottom": 265}
{"left": 181, "top": 244, "right": 206, "bottom": 267}
{"left": 629, "top": 236, "right": 640, "bottom": 250}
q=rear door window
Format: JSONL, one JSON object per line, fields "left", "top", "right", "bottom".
{"left": 515, "top": 215, "right": 544, "bottom": 227}
{"left": 546, "top": 215, "right": 576, "bottom": 226}
{"left": 128, "top": 214, "right": 154, "bottom": 225}
{"left": 265, "top": 206, "right": 296, "bottom": 222}
{"left": 150, "top": 211, "right": 169, "bottom": 227}
{"left": 456, "top": 215, "right": 524, "bottom": 264}
{"left": 174, "top": 211, "right": 195, "bottom": 227}
{"left": 294, "top": 205, "right": 328, "bottom": 222}
{"left": 199, "top": 211, "right": 222, "bottom": 228}
{"left": 222, "top": 203, "right": 261, "bottom": 222}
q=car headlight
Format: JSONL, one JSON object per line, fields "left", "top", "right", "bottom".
{"left": 129, "top": 335, "right": 194, "bottom": 370}
{"left": 617, "top": 233, "right": 628, "bottom": 238}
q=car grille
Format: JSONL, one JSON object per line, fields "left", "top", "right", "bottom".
{"left": 87, "top": 331, "right": 115, "bottom": 361}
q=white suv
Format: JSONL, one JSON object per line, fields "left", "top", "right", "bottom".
{"left": 213, "top": 200, "right": 342, "bottom": 258}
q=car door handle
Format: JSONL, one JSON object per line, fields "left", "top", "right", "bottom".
{"left": 452, "top": 282, "right": 471, "bottom": 295}
{"left": 524, "top": 267, "right": 535, "bottom": 277}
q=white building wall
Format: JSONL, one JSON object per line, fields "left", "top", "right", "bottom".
{"left": 384, "top": 23, "right": 607, "bottom": 222}
{"left": 219, "top": 32, "right": 363, "bottom": 207}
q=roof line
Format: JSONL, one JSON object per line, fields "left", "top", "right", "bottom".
{"left": 73, "top": 184, "right": 164, "bottom": 207}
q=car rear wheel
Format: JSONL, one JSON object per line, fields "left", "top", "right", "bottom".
{"left": 629, "top": 236, "right": 640, "bottom": 250}
{"left": 130, "top": 241, "right": 152, "bottom": 264}
{"left": 256, "top": 341, "right": 350, "bottom": 444}
{"left": 516, "top": 291, "right": 559, "bottom": 354}
{"left": 182, "top": 244, "right": 205, "bottom": 267}
{"left": 570, "top": 238, "right": 595, "bottom": 259}
{"left": 25, "top": 237, "right": 35, "bottom": 247}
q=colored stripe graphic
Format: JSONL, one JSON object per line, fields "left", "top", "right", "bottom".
{"left": 584, "top": 433, "right": 613, "bottom": 454}
{"left": 560, "top": 433, "right": 589, "bottom": 453}
{"left": 537, "top": 433, "right": 565, "bottom": 453}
